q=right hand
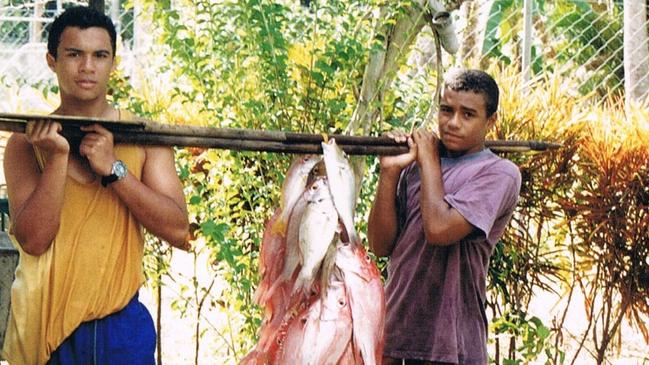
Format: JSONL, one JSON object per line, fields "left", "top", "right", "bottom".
{"left": 379, "top": 130, "right": 417, "bottom": 173}
{"left": 25, "top": 120, "right": 70, "bottom": 157}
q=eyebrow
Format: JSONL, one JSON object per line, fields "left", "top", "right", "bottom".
{"left": 460, "top": 106, "right": 478, "bottom": 114}
{"left": 439, "top": 103, "right": 478, "bottom": 114}
{"left": 63, "top": 47, "right": 111, "bottom": 55}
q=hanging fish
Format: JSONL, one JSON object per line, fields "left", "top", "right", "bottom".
{"left": 294, "top": 178, "right": 339, "bottom": 296}
{"left": 254, "top": 208, "right": 286, "bottom": 308}
{"left": 335, "top": 243, "right": 385, "bottom": 365}
{"left": 272, "top": 155, "right": 322, "bottom": 236}
{"left": 276, "top": 280, "right": 352, "bottom": 365}
{"left": 322, "top": 139, "right": 359, "bottom": 244}
{"left": 243, "top": 142, "right": 386, "bottom": 365}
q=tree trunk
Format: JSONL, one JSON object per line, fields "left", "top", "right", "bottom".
{"left": 347, "top": 1, "right": 468, "bottom": 192}
{"left": 624, "top": 0, "right": 649, "bottom": 104}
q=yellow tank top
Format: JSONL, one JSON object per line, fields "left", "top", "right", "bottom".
{"left": 2, "top": 111, "right": 147, "bottom": 365}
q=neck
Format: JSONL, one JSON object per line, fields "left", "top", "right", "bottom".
{"left": 441, "top": 144, "right": 485, "bottom": 158}
{"left": 54, "top": 96, "right": 115, "bottom": 119}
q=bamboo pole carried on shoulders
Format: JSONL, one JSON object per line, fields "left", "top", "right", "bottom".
{"left": 0, "top": 113, "right": 562, "bottom": 155}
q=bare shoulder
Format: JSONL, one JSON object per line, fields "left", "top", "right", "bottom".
{"left": 6, "top": 132, "right": 30, "bottom": 150}
{"left": 5, "top": 133, "right": 36, "bottom": 166}
{"left": 143, "top": 145, "right": 175, "bottom": 164}
{"left": 141, "top": 145, "right": 180, "bottom": 186}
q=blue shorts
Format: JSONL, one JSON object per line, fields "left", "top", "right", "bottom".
{"left": 47, "top": 292, "right": 155, "bottom": 365}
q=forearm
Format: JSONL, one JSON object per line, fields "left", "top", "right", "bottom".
{"left": 418, "top": 155, "right": 457, "bottom": 245}
{"left": 109, "top": 175, "right": 189, "bottom": 248}
{"left": 368, "top": 168, "right": 401, "bottom": 257}
{"left": 12, "top": 155, "right": 68, "bottom": 255}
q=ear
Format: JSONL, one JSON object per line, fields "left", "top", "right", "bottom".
{"left": 486, "top": 112, "right": 497, "bottom": 130}
{"left": 109, "top": 55, "right": 118, "bottom": 74}
{"left": 46, "top": 53, "right": 56, "bottom": 71}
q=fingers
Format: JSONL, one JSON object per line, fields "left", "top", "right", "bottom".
{"left": 26, "top": 120, "right": 62, "bottom": 140}
{"left": 25, "top": 120, "right": 69, "bottom": 156}
{"left": 79, "top": 124, "right": 114, "bottom": 154}
{"left": 412, "top": 128, "right": 438, "bottom": 143}
{"left": 78, "top": 124, "right": 116, "bottom": 176}
{"left": 79, "top": 123, "right": 111, "bottom": 136}
{"left": 385, "top": 130, "right": 410, "bottom": 143}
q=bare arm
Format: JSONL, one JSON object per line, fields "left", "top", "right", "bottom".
{"left": 109, "top": 147, "right": 190, "bottom": 249}
{"left": 367, "top": 167, "right": 401, "bottom": 257}
{"left": 79, "top": 124, "right": 190, "bottom": 250}
{"left": 368, "top": 131, "right": 416, "bottom": 257}
{"left": 413, "top": 129, "right": 474, "bottom": 245}
{"left": 4, "top": 122, "right": 70, "bottom": 255}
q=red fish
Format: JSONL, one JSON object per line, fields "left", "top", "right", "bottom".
{"left": 335, "top": 243, "right": 385, "bottom": 365}
{"left": 276, "top": 280, "right": 352, "bottom": 364}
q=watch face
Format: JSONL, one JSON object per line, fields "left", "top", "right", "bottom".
{"left": 113, "top": 160, "right": 127, "bottom": 178}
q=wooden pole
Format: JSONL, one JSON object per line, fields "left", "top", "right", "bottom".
{"left": 0, "top": 114, "right": 562, "bottom": 155}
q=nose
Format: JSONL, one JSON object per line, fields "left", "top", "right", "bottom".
{"left": 80, "top": 55, "right": 95, "bottom": 73}
{"left": 447, "top": 111, "right": 460, "bottom": 129}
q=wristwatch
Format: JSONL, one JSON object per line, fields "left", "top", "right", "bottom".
{"left": 101, "top": 160, "right": 128, "bottom": 187}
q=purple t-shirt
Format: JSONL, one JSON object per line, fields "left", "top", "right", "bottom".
{"left": 383, "top": 149, "right": 521, "bottom": 364}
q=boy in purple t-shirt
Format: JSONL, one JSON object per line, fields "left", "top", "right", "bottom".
{"left": 368, "top": 69, "right": 521, "bottom": 365}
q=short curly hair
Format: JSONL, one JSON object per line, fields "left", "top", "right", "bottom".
{"left": 47, "top": 6, "right": 116, "bottom": 59}
{"left": 443, "top": 68, "right": 499, "bottom": 118}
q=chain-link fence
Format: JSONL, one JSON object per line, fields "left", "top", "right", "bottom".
{"left": 453, "top": 0, "right": 625, "bottom": 98}
{"left": 0, "top": 0, "right": 637, "bottom": 99}
{"left": 0, "top": 0, "right": 135, "bottom": 86}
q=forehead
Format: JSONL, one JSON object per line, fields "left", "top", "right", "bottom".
{"left": 58, "top": 26, "right": 113, "bottom": 53}
{"left": 441, "top": 88, "right": 487, "bottom": 112}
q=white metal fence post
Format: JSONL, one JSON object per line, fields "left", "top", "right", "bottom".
{"left": 522, "top": 0, "right": 533, "bottom": 84}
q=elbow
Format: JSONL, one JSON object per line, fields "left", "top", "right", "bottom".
{"left": 368, "top": 234, "right": 393, "bottom": 258}
{"left": 13, "top": 227, "right": 56, "bottom": 256}
{"left": 423, "top": 226, "right": 455, "bottom": 246}
{"left": 166, "top": 220, "right": 190, "bottom": 249}
{"left": 17, "top": 238, "right": 52, "bottom": 256}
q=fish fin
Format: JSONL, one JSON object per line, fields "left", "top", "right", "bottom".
{"left": 253, "top": 279, "right": 268, "bottom": 306}
{"left": 291, "top": 274, "right": 311, "bottom": 298}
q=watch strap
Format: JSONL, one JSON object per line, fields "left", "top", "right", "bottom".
{"left": 101, "top": 174, "right": 119, "bottom": 187}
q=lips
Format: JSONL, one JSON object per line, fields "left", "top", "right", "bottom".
{"left": 442, "top": 132, "right": 462, "bottom": 141}
{"left": 76, "top": 79, "right": 97, "bottom": 89}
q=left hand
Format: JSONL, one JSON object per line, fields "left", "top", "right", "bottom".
{"left": 412, "top": 128, "right": 440, "bottom": 163}
{"left": 79, "top": 124, "right": 116, "bottom": 176}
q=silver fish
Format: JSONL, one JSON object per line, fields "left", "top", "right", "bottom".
{"left": 294, "top": 178, "right": 339, "bottom": 296}
{"left": 322, "top": 139, "right": 359, "bottom": 244}
{"left": 272, "top": 155, "right": 322, "bottom": 236}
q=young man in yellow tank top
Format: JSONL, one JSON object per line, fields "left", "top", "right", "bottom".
{"left": 2, "top": 6, "right": 190, "bottom": 365}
